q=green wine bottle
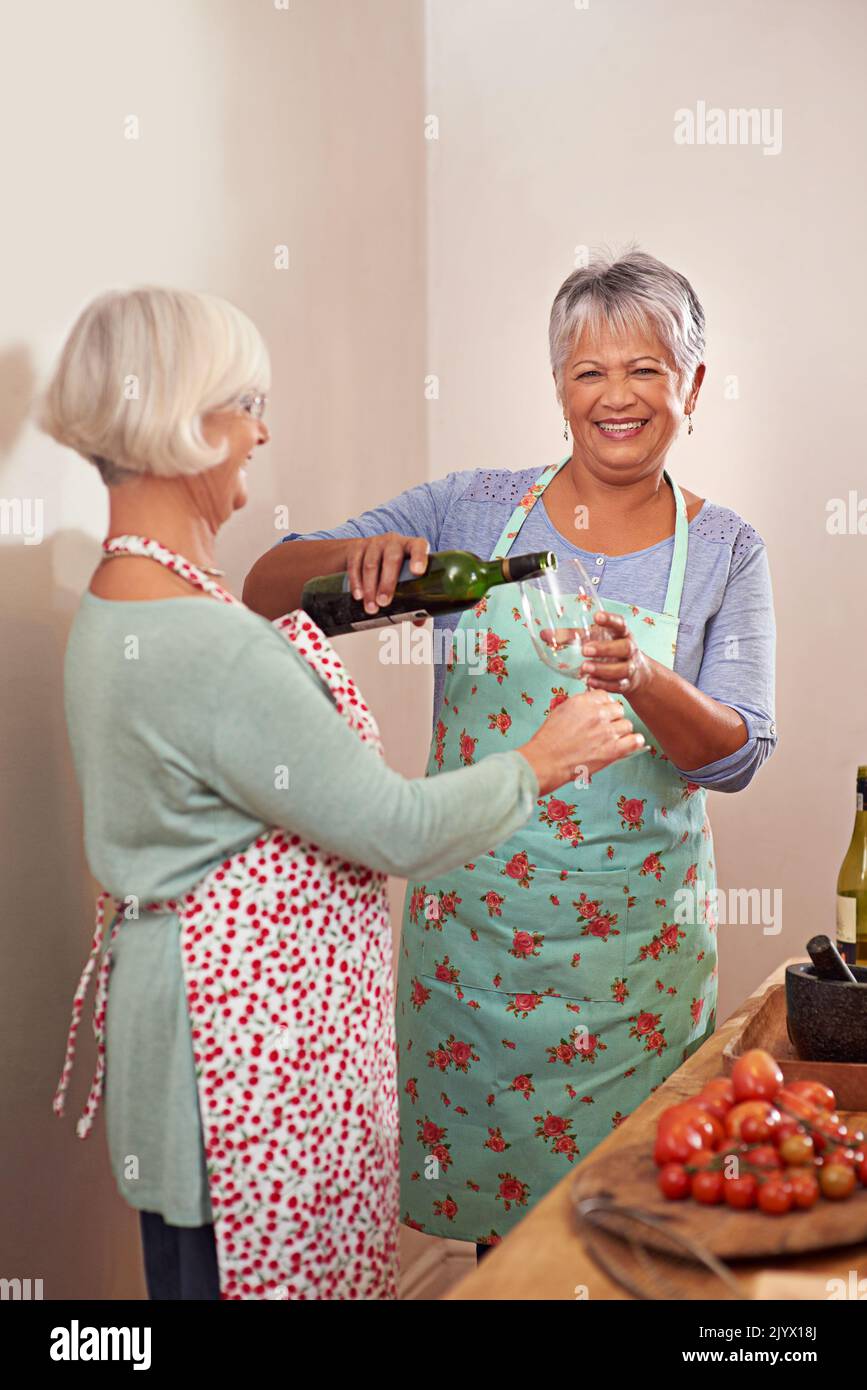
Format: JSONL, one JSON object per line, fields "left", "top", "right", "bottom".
{"left": 836, "top": 765, "right": 867, "bottom": 967}
{"left": 301, "top": 548, "right": 556, "bottom": 636}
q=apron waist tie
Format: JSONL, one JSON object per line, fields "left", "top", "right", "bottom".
{"left": 53, "top": 891, "right": 180, "bottom": 1138}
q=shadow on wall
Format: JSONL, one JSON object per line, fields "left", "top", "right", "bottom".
{"left": 1, "top": 344, "right": 146, "bottom": 1296}
{"left": 0, "top": 344, "right": 36, "bottom": 457}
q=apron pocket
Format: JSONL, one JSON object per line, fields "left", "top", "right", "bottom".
{"left": 419, "top": 862, "right": 630, "bottom": 1005}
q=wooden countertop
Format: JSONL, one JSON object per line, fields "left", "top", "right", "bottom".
{"left": 446, "top": 959, "right": 867, "bottom": 1300}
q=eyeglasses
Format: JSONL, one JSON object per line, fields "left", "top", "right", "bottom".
{"left": 239, "top": 393, "right": 267, "bottom": 420}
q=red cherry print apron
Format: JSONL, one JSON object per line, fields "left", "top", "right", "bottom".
{"left": 396, "top": 462, "right": 718, "bottom": 1244}
{"left": 54, "top": 535, "right": 399, "bottom": 1300}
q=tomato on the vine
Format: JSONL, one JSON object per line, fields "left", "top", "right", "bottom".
{"left": 653, "top": 1119, "right": 705, "bottom": 1167}
{"left": 703, "top": 1076, "right": 735, "bottom": 1100}
{"left": 698, "top": 1078, "right": 735, "bottom": 1119}
{"left": 746, "top": 1144, "right": 782, "bottom": 1171}
{"left": 821, "top": 1145, "right": 859, "bottom": 1169}
{"left": 785, "top": 1168, "right": 820, "bottom": 1209}
{"left": 691, "top": 1170, "right": 724, "bottom": 1205}
{"left": 667, "top": 1103, "right": 724, "bottom": 1148}
{"left": 819, "top": 1164, "right": 856, "bottom": 1201}
{"left": 775, "top": 1089, "right": 822, "bottom": 1126}
{"left": 772, "top": 1116, "right": 804, "bottom": 1144}
{"left": 784, "top": 1080, "right": 837, "bottom": 1113}
{"left": 658, "top": 1163, "right": 690, "bottom": 1200}
{"left": 725, "top": 1101, "right": 781, "bottom": 1142}
{"left": 812, "top": 1115, "right": 849, "bottom": 1152}
{"left": 777, "top": 1133, "right": 815, "bottom": 1167}
{"left": 731, "top": 1049, "right": 783, "bottom": 1103}
{"left": 686, "top": 1149, "right": 718, "bottom": 1171}
{"left": 723, "top": 1173, "right": 758, "bottom": 1209}
{"left": 757, "top": 1174, "right": 793, "bottom": 1214}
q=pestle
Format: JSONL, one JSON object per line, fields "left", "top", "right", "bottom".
{"left": 806, "top": 933, "right": 859, "bottom": 984}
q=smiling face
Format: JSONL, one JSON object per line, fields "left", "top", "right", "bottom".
{"left": 199, "top": 399, "right": 270, "bottom": 518}
{"left": 560, "top": 321, "right": 704, "bottom": 486}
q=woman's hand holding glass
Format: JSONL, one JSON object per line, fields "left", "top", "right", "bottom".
{"left": 520, "top": 555, "right": 650, "bottom": 757}
{"left": 579, "top": 610, "right": 653, "bottom": 695}
{"left": 518, "top": 689, "right": 644, "bottom": 794}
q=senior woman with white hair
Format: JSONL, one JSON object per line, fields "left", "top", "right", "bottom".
{"left": 42, "top": 285, "right": 640, "bottom": 1300}
{"left": 245, "top": 249, "right": 778, "bottom": 1256}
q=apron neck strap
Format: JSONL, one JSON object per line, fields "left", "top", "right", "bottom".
{"left": 490, "top": 457, "right": 569, "bottom": 560}
{"left": 101, "top": 535, "right": 240, "bottom": 606}
{"left": 490, "top": 462, "right": 689, "bottom": 619}
{"left": 662, "top": 469, "right": 689, "bottom": 618}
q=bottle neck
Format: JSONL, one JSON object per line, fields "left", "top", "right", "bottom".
{"left": 501, "top": 551, "right": 556, "bottom": 584}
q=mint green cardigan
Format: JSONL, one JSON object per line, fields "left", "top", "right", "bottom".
{"left": 63, "top": 593, "right": 538, "bottom": 1226}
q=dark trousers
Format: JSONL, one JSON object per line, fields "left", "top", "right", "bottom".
{"left": 139, "top": 1210, "right": 221, "bottom": 1300}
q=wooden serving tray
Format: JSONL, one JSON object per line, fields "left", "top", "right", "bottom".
{"left": 722, "top": 983, "right": 867, "bottom": 1110}
{"left": 574, "top": 984, "right": 867, "bottom": 1259}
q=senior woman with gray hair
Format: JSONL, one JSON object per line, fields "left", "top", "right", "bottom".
{"left": 246, "top": 249, "right": 778, "bottom": 1256}
{"left": 41, "top": 286, "right": 639, "bottom": 1300}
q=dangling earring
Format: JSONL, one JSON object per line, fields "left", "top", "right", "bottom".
{"left": 563, "top": 416, "right": 569, "bottom": 440}
{"left": 687, "top": 413, "right": 694, "bottom": 436}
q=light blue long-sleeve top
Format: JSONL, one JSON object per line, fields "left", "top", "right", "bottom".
{"left": 280, "top": 465, "right": 778, "bottom": 791}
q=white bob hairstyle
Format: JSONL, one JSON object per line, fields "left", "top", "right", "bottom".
{"left": 37, "top": 286, "right": 271, "bottom": 484}
{"left": 549, "top": 249, "right": 705, "bottom": 407}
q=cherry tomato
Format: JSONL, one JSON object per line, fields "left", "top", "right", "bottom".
{"left": 696, "top": 1092, "right": 731, "bottom": 1122}
{"left": 698, "top": 1079, "right": 735, "bottom": 1118}
{"left": 657, "top": 1103, "right": 688, "bottom": 1130}
{"left": 813, "top": 1115, "right": 849, "bottom": 1151}
{"left": 858, "top": 1156, "right": 867, "bottom": 1188}
{"left": 746, "top": 1144, "right": 782, "bottom": 1170}
{"left": 778, "top": 1133, "right": 815, "bottom": 1167}
{"left": 776, "top": 1090, "right": 821, "bottom": 1126}
{"left": 819, "top": 1163, "right": 856, "bottom": 1200}
{"left": 731, "top": 1049, "right": 783, "bottom": 1103}
{"left": 741, "top": 1114, "right": 773, "bottom": 1144}
{"left": 785, "top": 1168, "right": 820, "bottom": 1209}
{"left": 757, "top": 1174, "right": 793, "bottom": 1214}
{"left": 664, "top": 1103, "right": 722, "bottom": 1149}
{"left": 784, "top": 1079, "right": 837, "bottom": 1112}
{"left": 658, "top": 1163, "right": 690, "bottom": 1200}
{"left": 772, "top": 1116, "right": 804, "bottom": 1145}
{"left": 723, "top": 1173, "right": 758, "bottom": 1209}
{"left": 654, "top": 1120, "right": 705, "bottom": 1167}
{"left": 691, "top": 1170, "right": 724, "bottom": 1205}
{"left": 685, "top": 1149, "right": 719, "bottom": 1171}
{"left": 821, "top": 1145, "right": 858, "bottom": 1169}
{"left": 726, "top": 1101, "right": 781, "bottom": 1142}
{"left": 702, "top": 1076, "right": 736, "bottom": 1101}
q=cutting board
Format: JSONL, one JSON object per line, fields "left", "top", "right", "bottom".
{"left": 574, "top": 985, "right": 867, "bottom": 1259}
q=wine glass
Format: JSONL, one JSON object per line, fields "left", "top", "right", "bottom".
{"left": 519, "top": 555, "right": 648, "bottom": 758}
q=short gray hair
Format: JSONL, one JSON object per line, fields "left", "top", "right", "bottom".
{"left": 549, "top": 249, "right": 705, "bottom": 404}
{"left": 36, "top": 285, "right": 271, "bottom": 484}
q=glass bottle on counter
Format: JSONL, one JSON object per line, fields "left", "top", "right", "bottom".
{"left": 836, "top": 764, "right": 867, "bottom": 966}
{"left": 301, "top": 548, "right": 556, "bottom": 637}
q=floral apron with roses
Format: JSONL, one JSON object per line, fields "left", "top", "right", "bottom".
{"left": 396, "top": 460, "right": 717, "bottom": 1244}
{"left": 54, "top": 535, "right": 399, "bottom": 1299}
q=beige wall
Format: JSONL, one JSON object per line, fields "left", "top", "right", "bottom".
{"left": 3, "top": 0, "right": 865, "bottom": 1300}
